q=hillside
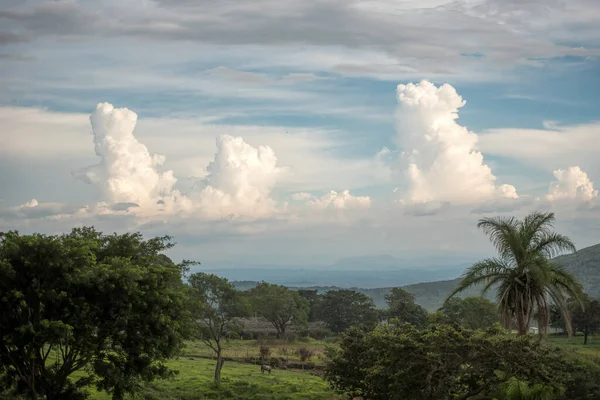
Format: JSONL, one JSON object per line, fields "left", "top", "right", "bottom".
{"left": 554, "top": 243, "right": 600, "bottom": 299}
{"left": 230, "top": 242, "right": 600, "bottom": 311}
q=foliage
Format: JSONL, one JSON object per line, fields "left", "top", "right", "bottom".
{"left": 248, "top": 282, "right": 309, "bottom": 338}
{"left": 312, "top": 289, "right": 378, "bottom": 333}
{"left": 385, "top": 287, "right": 429, "bottom": 328}
{"left": 325, "top": 323, "right": 571, "bottom": 400}
{"left": 0, "top": 227, "right": 189, "bottom": 399}
{"left": 187, "top": 272, "right": 248, "bottom": 384}
{"left": 259, "top": 345, "right": 271, "bottom": 360}
{"left": 572, "top": 295, "right": 600, "bottom": 345}
{"left": 434, "top": 296, "right": 499, "bottom": 329}
{"left": 447, "top": 211, "right": 582, "bottom": 335}
{"left": 297, "top": 347, "right": 314, "bottom": 362}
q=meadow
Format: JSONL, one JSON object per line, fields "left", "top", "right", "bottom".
{"left": 86, "top": 355, "right": 339, "bottom": 400}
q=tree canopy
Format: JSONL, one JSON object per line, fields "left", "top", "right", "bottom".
{"left": 385, "top": 287, "right": 429, "bottom": 328}
{"left": 0, "top": 227, "right": 189, "bottom": 399}
{"left": 447, "top": 211, "right": 582, "bottom": 335}
{"left": 247, "top": 282, "right": 309, "bottom": 337}
{"left": 434, "top": 296, "right": 499, "bottom": 330}
{"left": 313, "top": 289, "right": 379, "bottom": 333}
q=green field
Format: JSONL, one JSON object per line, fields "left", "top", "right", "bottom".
{"left": 547, "top": 334, "right": 600, "bottom": 361}
{"left": 86, "top": 356, "right": 338, "bottom": 400}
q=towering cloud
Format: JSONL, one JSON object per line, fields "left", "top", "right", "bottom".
{"left": 74, "top": 102, "right": 191, "bottom": 213}
{"left": 197, "top": 135, "right": 281, "bottom": 218}
{"left": 394, "top": 81, "right": 517, "bottom": 205}
{"left": 546, "top": 166, "right": 598, "bottom": 202}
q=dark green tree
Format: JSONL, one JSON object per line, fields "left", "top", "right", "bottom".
{"left": 436, "top": 296, "right": 499, "bottom": 330}
{"left": 248, "top": 282, "right": 309, "bottom": 338}
{"left": 447, "top": 212, "right": 582, "bottom": 335}
{"left": 313, "top": 290, "right": 378, "bottom": 333}
{"left": 571, "top": 295, "right": 600, "bottom": 345}
{"left": 187, "top": 273, "right": 248, "bottom": 384}
{"left": 325, "top": 323, "right": 570, "bottom": 400}
{"left": 385, "top": 287, "right": 428, "bottom": 328}
{"left": 0, "top": 227, "right": 190, "bottom": 399}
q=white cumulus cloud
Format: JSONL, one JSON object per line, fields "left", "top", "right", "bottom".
{"left": 73, "top": 102, "right": 192, "bottom": 214}
{"left": 546, "top": 166, "right": 598, "bottom": 202}
{"left": 393, "top": 80, "right": 518, "bottom": 205}
{"left": 196, "top": 135, "right": 281, "bottom": 219}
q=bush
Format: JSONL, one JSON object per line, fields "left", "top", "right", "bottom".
{"left": 297, "top": 347, "right": 314, "bottom": 361}
{"left": 259, "top": 345, "right": 271, "bottom": 360}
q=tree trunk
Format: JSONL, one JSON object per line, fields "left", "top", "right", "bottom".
{"left": 584, "top": 327, "right": 588, "bottom": 345}
{"left": 214, "top": 343, "right": 225, "bottom": 385}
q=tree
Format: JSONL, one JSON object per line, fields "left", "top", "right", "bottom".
{"left": 325, "top": 323, "right": 571, "bottom": 400}
{"left": 188, "top": 273, "right": 247, "bottom": 384}
{"left": 248, "top": 282, "right": 309, "bottom": 338}
{"left": 0, "top": 227, "right": 190, "bottom": 399}
{"left": 313, "top": 290, "right": 378, "bottom": 333}
{"left": 446, "top": 211, "right": 582, "bottom": 336}
{"left": 571, "top": 295, "right": 600, "bottom": 345}
{"left": 385, "top": 287, "right": 428, "bottom": 328}
{"left": 437, "top": 296, "right": 499, "bottom": 330}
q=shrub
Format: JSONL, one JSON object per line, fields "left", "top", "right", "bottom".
{"left": 297, "top": 347, "right": 314, "bottom": 361}
{"left": 259, "top": 345, "right": 271, "bottom": 360}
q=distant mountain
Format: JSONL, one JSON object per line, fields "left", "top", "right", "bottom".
{"left": 228, "top": 242, "right": 600, "bottom": 312}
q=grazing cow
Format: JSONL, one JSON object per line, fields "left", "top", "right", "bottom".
{"left": 261, "top": 365, "right": 272, "bottom": 374}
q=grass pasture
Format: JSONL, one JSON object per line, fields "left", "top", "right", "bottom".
{"left": 86, "top": 356, "right": 339, "bottom": 400}
{"left": 547, "top": 333, "right": 600, "bottom": 362}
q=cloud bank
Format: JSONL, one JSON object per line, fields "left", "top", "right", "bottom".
{"left": 546, "top": 166, "right": 598, "bottom": 203}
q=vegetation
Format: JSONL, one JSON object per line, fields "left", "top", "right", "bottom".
{"left": 385, "top": 287, "right": 429, "bottom": 328}
{"left": 0, "top": 228, "right": 189, "bottom": 399}
{"left": 187, "top": 272, "right": 248, "bottom": 384}
{"left": 247, "top": 282, "right": 310, "bottom": 338}
{"left": 325, "top": 323, "right": 576, "bottom": 400}
{"left": 433, "top": 296, "right": 499, "bottom": 330}
{"left": 447, "top": 211, "right": 583, "bottom": 335}
{"left": 551, "top": 294, "right": 600, "bottom": 344}
{"left": 312, "top": 289, "right": 379, "bottom": 333}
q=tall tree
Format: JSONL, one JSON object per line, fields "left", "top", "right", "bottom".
{"left": 385, "top": 287, "right": 429, "bottom": 329}
{"left": 188, "top": 273, "right": 247, "bottom": 384}
{"left": 314, "top": 290, "right": 379, "bottom": 333}
{"left": 446, "top": 211, "right": 582, "bottom": 335}
{"left": 0, "top": 227, "right": 190, "bottom": 400}
{"left": 248, "top": 282, "right": 309, "bottom": 338}
{"left": 571, "top": 294, "right": 600, "bottom": 345}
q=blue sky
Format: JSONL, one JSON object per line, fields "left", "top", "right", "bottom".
{"left": 1, "top": 0, "right": 600, "bottom": 268}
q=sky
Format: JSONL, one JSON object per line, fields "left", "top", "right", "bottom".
{"left": 1, "top": 0, "right": 600, "bottom": 268}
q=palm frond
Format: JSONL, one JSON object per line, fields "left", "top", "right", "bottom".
{"left": 444, "top": 258, "right": 510, "bottom": 303}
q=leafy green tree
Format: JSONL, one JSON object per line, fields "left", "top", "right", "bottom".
{"left": 447, "top": 211, "right": 582, "bottom": 335}
{"left": 437, "top": 296, "right": 499, "bottom": 330}
{"left": 248, "top": 282, "right": 309, "bottom": 338}
{"left": 325, "top": 323, "right": 570, "bottom": 400}
{"left": 0, "top": 227, "right": 190, "bottom": 400}
{"left": 313, "top": 290, "right": 378, "bottom": 333}
{"left": 385, "top": 287, "right": 428, "bottom": 328}
{"left": 188, "top": 273, "right": 248, "bottom": 385}
{"left": 571, "top": 295, "right": 600, "bottom": 345}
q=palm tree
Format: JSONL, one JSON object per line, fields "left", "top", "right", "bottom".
{"left": 446, "top": 211, "right": 583, "bottom": 336}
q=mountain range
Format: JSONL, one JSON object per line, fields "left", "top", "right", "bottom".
{"left": 226, "top": 243, "right": 600, "bottom": 311}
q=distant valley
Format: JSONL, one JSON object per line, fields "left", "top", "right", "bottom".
{"left": 219, "top": 243, "right": 600, "bottom": 311}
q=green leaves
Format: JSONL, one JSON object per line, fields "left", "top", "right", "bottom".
{"left": 0, "top": 227, "right": 190, "bottom": 399}
{"left": 325, "top": 324, "right": 571, "bottom": 400}
{"left": 312, "top": 289, "right": 378, "bottom": 333}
